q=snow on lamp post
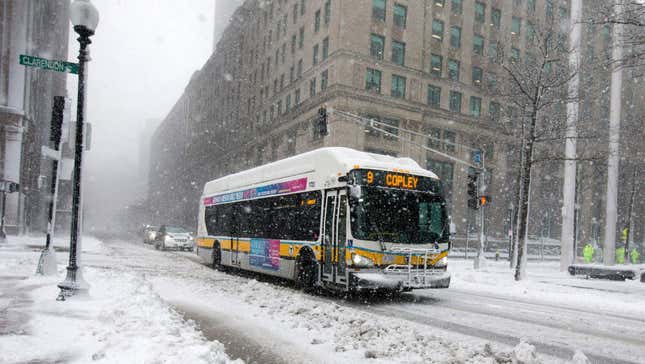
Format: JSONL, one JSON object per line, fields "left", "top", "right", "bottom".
{"left": 57, "top": 0, "right": 99, "bottom": 300}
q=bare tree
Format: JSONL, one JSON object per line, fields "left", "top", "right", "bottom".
{"left": 494, "top": 23, "right": 583, "bottom": 280}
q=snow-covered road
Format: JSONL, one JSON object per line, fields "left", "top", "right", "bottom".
{"left": 3, "top": 236, "right": 644, "bottom": 364}
{"left": 91, "top": 239, "right": 644, "bottom": 364}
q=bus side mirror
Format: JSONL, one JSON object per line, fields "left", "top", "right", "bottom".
{"left": 449, "top": 222, "right": 456, "bottom": 235}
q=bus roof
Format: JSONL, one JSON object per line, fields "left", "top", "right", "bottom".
{"left": 202, "top": 147, "right": 438, "bottom": 198}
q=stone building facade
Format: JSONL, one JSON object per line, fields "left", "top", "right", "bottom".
{"left": 0, "top": 0, "right": 71, "bottom": 235}
{"left": 150, "top": 0, "right": 644, "bottom": 250}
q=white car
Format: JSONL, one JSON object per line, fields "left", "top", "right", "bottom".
{"left": 155, "top": 226, "right": 195, "bottom": 251}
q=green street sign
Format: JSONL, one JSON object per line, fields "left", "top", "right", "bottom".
{"left": 19, "top": 54, "right": 78, "bottom": 74}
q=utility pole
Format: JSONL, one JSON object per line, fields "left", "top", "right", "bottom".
{"left": 603, "top": 0, "right": 623, "bottom": 266}
{"left": 560, "top": 0, "right": 582, "bottom": 271}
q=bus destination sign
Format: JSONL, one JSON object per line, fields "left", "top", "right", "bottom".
{"left": 349, "top": 169, "right": 441, "bottom": 194}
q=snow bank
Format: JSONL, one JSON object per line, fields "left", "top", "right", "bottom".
{"left": 0, "top": 238, "right": 238, "bottom": 364}
{"left": 152, "top": 275, "right": 555, "bottom": 363}
{"left": 448, "top": 259, "right": 645, "bottom": 318}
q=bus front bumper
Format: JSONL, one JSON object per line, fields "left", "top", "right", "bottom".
{"left": 350, "top": 270, "right": 451, "bottom": 290}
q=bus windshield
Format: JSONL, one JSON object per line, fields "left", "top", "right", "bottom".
{"left": 349, "top": 187, "right": 448, "bottom": 244}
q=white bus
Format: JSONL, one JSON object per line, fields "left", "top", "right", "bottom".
{"left": 196, "top": 147, "right": 451, "bottom": 292}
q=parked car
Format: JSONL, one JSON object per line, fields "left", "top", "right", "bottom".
{"left": 143, "top": 225, "right": 159, "bottom": 244}
{"left": 154, "top": 225, "right": 195, "bottom": 251}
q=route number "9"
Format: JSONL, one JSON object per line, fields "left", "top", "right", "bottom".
{"left": 367, "top": 171, "right": 374, "bottom": 184}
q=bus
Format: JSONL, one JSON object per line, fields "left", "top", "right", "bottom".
{"left": 196, "top": 147, "right": 451, "bottom": 292}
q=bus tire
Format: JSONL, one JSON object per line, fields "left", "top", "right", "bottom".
{"left": 295, "top": 248, "right": 318, "bottom": 292}
{"left": 211, "top": 241, "right": 223, "bottom": 271}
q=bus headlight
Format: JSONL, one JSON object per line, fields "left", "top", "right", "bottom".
{"left": 351, "top": 253, "right": 374, "bottom": 268}
{"left": 435, "top": 256, "right": 448, "bottom": 268}
{"left": 164, "top": 235, "right": 173, "bottom": 244}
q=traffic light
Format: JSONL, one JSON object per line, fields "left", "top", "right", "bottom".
{"left": 467, "top": 168, "right": 479, "bottom": 210}
{"left": 8, "top": 182, "right": 19, "bottom": 194}
{"left": 317, "top": 106, "right": 328, "bottom": 136}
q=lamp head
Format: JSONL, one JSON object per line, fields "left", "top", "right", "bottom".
{"left": 70, "top": 0, "right": 99, "bottom": 34}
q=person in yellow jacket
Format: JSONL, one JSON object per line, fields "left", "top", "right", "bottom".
{"left": 630, "top": 248, "right": 640, "bottom": 264}
{"left": 616, "top": 247, "right": 625, "bottom": 264}
{"left": 583, "top": 244, "right": 594, "bottom": 263}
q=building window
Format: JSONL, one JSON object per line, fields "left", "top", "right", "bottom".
{"left": 277, "top": 100, "right": 282, "bottom": 115}
{"left": 299, "top": 26, "right": 305, "bottom": 49}
{"left": 449, "top": 91, "right": 461, "bottom": 112}
{"left": 315, "top": 9, "right": 321, "bottom": 32}
{"left": 487, "top": 72, "right": 497, "bottom": 90}
{"left": 489, "top": 101, "right": 500, "bottom": 122}
{"left": 489, "top": 41, "right": 498, "bottom": 62}
{"left": 373, "top": 0, "right": 386, "bottom": 22}
{"left": 391, "top": 41, "right": 406, "bottom": 66}
{"left": 322, "top": 37, "right": 329, "bottom": 59}
{"left": 297, "top": 59, "right": 303, "bottom": 78}
{"left": 430, "top": 54, "right": 442, "bottom": 77}
{"left": 510, "top": 47, "right": 520, "bottom": 62}
{"left": 281, "top": 43, "right": 286, "bottom": 63}
{"left": 295, "top": 88, "right": 301, "bottom": 104}
{"left": 280, "top": 74, "right": 285, "bottom": 89}
{"left": 370, "top": 34, "right": 385, "bottom": 60}
{"left": 447, "top": 59, "right": 459, "bottom": 81}
{"left": 474, "top": 2, "right": 485, "bottom": 23}
{"left": 527, "top": 0, "right": 535, "bottom": 12}
{"left": 511, "top": 17, "right": 521, "bottom": 35}
{"left": 444, "top": 130, "right": 456, "bottom": 152}
{"left": 451, "top": 0, "right": 462, "bottom": 14}
{"left": 391, "top": 74, "right": 406, "bottom": 98}
{"left": 546, "top": 0, "right": 553, "bottom": 18}
{"left": 290, "top": 65, "right": 295, "bottom": 82}
{"left": 324, "top": 0, "right": 331, "bottom": 24}
{"left": 450, "top": 26, "right": 461, "bottom": 48}
{"left": 427, "top": 128, "right": 441, "bottom": 149}
{"left": 291, "top": 34, "right": 296, "bottom": 54}
{"left": 526, "top": 22, "right": 535, "bottom": 43}
{"left": 310, "top": 78, "right": 317, "bottom": 96}
{"left": 472, "top": 66, "right": 482, "bottom": 85}
{"left": 321, "top": 70, "right": 328, "bottom": 90}
{"left": 393, "top": 4, "right": 407, "bottom": 28}
{"left": 301, "top": 0, "right": 306, "bottom": 15}
{"left": 427, "top": 85, "right": 441, "bottom": 108}
{"left": 275, "top": 49, "right": 279, "bottom": 66}
{"left": 365, "top": 68, "right": 382, "bottom": 93}
{"left": 293, "top": 3, "right": 298, "bottom": 23}
{"left": 427, "top": 159, "right": 454, "bottom": 201}
{"left": 473, "top": 34, "right": 484, "bottom": 55}
{"left": 313, "top": 44, "right": 319, "bottom": 65}
{"left": 470, "top": 96, "right": 481, "bottom": 117}
{"left": 491, "top": 8, "right": 501, "bottom": 29}
{"left": 432, "top": 20, "right": 444, "bottom": 40}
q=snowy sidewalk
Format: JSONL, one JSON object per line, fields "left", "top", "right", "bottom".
{"left": 0, "top": 236, "right": 237, "bottom": 364}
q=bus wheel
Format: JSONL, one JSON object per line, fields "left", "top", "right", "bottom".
{"left": 296, "top": 250, "right": 317, "bottom": 292}
{"left": 211, "top": 242, "right": 223, "bottom": 270}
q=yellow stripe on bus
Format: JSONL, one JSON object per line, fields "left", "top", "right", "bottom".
{"left": 197, "top": 237, "right": 445, "bottom": 266}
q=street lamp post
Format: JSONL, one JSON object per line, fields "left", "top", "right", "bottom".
{"left": 57, "top": 0, "right": 99, "bottom": 300}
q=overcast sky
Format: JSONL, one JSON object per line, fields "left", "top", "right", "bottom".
{"left": 65, "top": 0, "right": 226, "bottom": 230}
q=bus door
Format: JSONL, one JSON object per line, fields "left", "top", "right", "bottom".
{"left": 230, "top": 212, "right": 241, "bottom": 266}
{"left": 322, "top": 192, "right": 336, "bottom": 281}
{"left": 321, "top": 190, "right": 348, "bottom": 284}
{"left": 335, "top": 191, "right": 348, "bottom": 284}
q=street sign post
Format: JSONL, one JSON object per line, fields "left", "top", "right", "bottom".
{"left": 19, "top": 54, "right": 79, "bottom": 74}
